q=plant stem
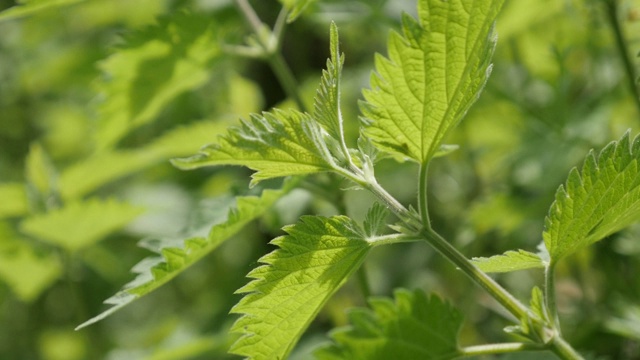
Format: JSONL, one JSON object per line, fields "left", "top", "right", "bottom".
{"left": 234, "top": 0, "right": 308, "bottom": 112}
{"left": 545, "top": 262, "right": 561, "bottom": 334}
{"left": 356, "top": 265, "right": 371, "bottom": 299}
{"left": 549, "top": 335, "right": 585, "bottom": 360}
{"left": 418, "top": 163, "right": 431, "bottom": 228}
{"left": 459, "top": 342, "right": 546, "bottom": 357}
{"left": 234, "top": 0, "right": 264, "bottom": 36}
{"left": 604, "top": 0, "right": 640, "bottom": 115}
{"left": 421, "top": 228, "right": 531, "bottom": 321}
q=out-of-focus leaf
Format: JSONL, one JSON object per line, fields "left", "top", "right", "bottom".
{"left": 0, "top": 223, "right": 62, "bottom": 302}
{"left": 0, "top": 183, "right": 28, "bottom": 219}
{"left": 0, "top": 0, "right": 86, "bottom": 22}
{"left": 279, "top": 0, "right": 316, "bottom": 22}
{"left": 20, "top": 198, "right": 143, "bottom": 252}
{"left": 59, "top": 120, "right": 228, "bottom": 200}
{"left": 95, "top": 11, "right": 222, "bottom": 150}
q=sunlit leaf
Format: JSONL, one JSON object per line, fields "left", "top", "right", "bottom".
{"left": 229, "top": 215, "right": 371, "bottom": 360}
{"left": 472, "top": 250, "right": 544, "bottom": 273}
{"left": 316, "top": 289, "right": 463, "bottom": 360}
{"left": 544, "top": 132, "right": 640, "bottom": 262}
{"left": 172, "top": 109, "right": 335, "bottom": 187}
{"left": 360, "top": 0, "right": 504, "bottom": 163}
{"left": 20, "top": 198, "right": 143, "bottom": 252}
{"left": 75, "top": 179, "right": 297, "bottom": 330}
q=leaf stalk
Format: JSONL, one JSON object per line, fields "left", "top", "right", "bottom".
{"left": 459, "top": 342, "right": 546, "bottom": 357}
{"left": 418, "top": 162, "right": 431, "bottom": 228}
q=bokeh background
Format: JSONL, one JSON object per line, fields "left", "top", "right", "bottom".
{"left": 1, "top": 0, "right": 640, "bottom": 358}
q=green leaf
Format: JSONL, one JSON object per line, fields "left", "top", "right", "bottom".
{"left": 316, "top": 289, "right": 463, "bottom": 360}
{"left": 360, "top": 0, "right": 504, "bottom": 163}
{"left": 544, "top": 132, "right": 640, "bottom": 262}
{"left": 0, "top": 0, "right": 85, "bottom": 22}
{"left": 95, "top": 12, "right": 222, "bottom": 150}
{"left": 172, "top": 109, "right": 335, "bottom": 187}
{"left": 314, "top": 22, "right": 344, "bottom": 143}
{"left": 471, "top": 250, "right": 545, "bottom": 273}
{"left": 59, "top": 120, "right": 229, "bottom": 200}
{"left": 0, "top": 222, "right": 62, "bottom": 302}
{"left": 363, "top": 202, "right": 389, "bottom": 237}
{"left": 25, "top": 143, "right": 57, "bottom": 207}
{"left": 20, "top": 198, "right": 143, "bottom": 252}
{"left": 75, "top": 179, "right": 297, "bottom": 330}
{"left": 229, "top": 215, "right": 371, "bottom": 360}
{"left": 279, "top": 0, "right": 316, "bottom": 23}
{"left": 0, "top": 183, "right": 28, "bottom": 219}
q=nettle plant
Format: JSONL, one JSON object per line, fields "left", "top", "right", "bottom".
{"left": 76, "top": 0, "right": 639, "bottom": 359}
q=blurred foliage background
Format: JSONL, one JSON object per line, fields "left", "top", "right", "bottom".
{"left": 1, "top": 0, "right": 640, "bottom": 359}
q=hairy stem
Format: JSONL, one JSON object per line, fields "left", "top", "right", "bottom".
{"left": 234, "top": 0, "right": 307, "bottom": 112}
{"left": 418, "top": 163, "right": 431, "bottom": 228}
{"left": 545, "top": 262, "right": 561, "bottom": 334}
{"left": 338, "top": 163, "right": 584, "bottom": 359}
{"left": 604, "top": 0, "right": 640, "bottom": 115}
{"left": 460, "top": 342, "right": 546, "bottom": 357}
{"left": 549, "top": 335, "right": 585, "bottom": 360}
{"left": 421, "top": 228, "right": 530, "bottom": 320}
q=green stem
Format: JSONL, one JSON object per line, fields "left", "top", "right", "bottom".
{"left": 418, "top": 163, "right": 431, "bottom": 228}
{"left": 421, "top": 228, "right": 530, "bottom": 321}
{"left": 339, "top": 167, "right": 584, "bottom": 359}
{"left": 549, "top": 335, "right": 585, "bottom": 360}
{"left": 459, "top": 342, "right": 546, "bottom": 357}
{"left": 234, "top": 0, "right": 307, "bottom": 112}
{"left": 545, "top": 262, "right": 561, "bottom": 334}
{"left": 604, "top": 0, "right": 640, "bottom": 115}
{"left": 356, "top": 265, "right": 371, "bottom": 299}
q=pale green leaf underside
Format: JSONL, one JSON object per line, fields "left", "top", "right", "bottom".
{"left": 313, "top": 22, "right": 344, "bottom": 142}
{"left": 316, "top": 289, "right": 463, "bottom": 360}
{"left": 361, "top": 0, "right": 504, "bottom": 163}
{"left": 20, "top": 198, "right": 143, "bottom": 252}
{"left": 544, "top": 132, "right": 640, "bottom": 262}
{"left": 75, "top": 179, "right": 296, "bottom": 330}
{"left": 95, "top": 12, "right": 221, "bottom": 150}
{"left": 0, "top": 0, "right": 85, "bottom": 22}
{"left": 60, "top": 120, "right": 229, "bottom": 200}
{"left": 471, "top": 250, "right": 544, "bottom": 273}
{"left": 172, "top": 109, "right": 334, "bottom": 186}
{"left": 230, "top": 215, "right": 371, "bottom": 360}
